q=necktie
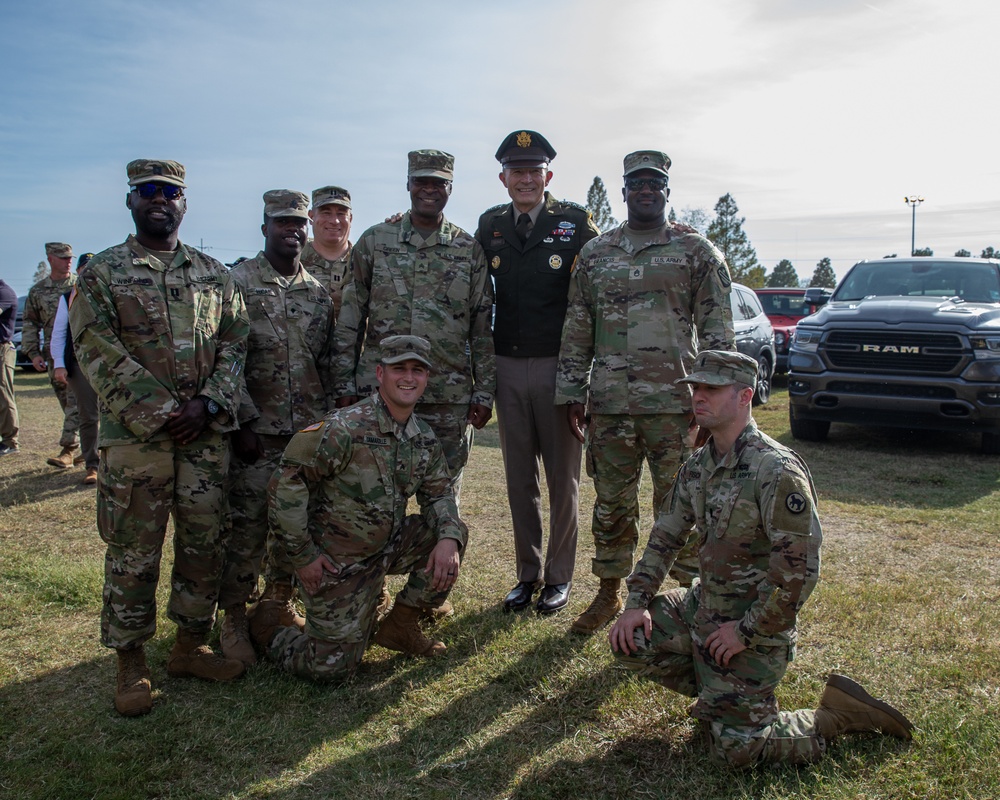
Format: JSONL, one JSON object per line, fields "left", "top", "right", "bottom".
{"left": 515, "top": 213, "right": 531, "bottom": 244}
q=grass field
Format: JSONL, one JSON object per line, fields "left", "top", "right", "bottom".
{"left": 1, "top": 371, "right": 998, "bottom": 799}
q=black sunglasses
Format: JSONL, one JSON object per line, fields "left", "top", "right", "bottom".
{"left": 133, "top": 182, "right": 184, "bottom": 200}
{"left": 625, "top": 177, "right": 668, "bottom": 192}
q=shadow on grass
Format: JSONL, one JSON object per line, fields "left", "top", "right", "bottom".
{"left": 0, "top": 458, "right": 96, "bottom": 507}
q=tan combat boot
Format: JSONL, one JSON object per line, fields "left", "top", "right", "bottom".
{"left": 374, "top": 604, "right": 447, "bottom": 657}
{"left": 46, "top": 445, "right": 77, "bottom": 469}
{"left": 114, "top": 646, "right": 153, "bottom": 717}
{"left": 249, "top": 580, "right": 305, "bottom": 629}
{"left": 83, "top": 467, "right": 98, "bottom": 485}
{"left": 419, "top": 599, "right": 453, "bottom": 624}
{"left": 570, "top": 578, "right": 623, "bottom": 635}
{"left": 220, "top": 604, "right": 257, "bottom": 667}
{"left": 376, "top": 585, "right": 393, "bottom": 624}
{"left": 814, "top": 673, "right": 914, "bottom": 741}
{"left": 166, "top": 628, "right": 245, "bottom": 681}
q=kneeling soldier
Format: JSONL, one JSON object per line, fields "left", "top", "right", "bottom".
{"left": 253, "top": 335, "right": 466, "bottom": 681}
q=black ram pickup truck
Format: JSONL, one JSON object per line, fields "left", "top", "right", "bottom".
{"left": 787, "top": 257, "right": 1000, "bottom": 455}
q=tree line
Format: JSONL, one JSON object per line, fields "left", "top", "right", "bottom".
{"left": 585, "top": 177, "right": 999, "bottom": 290}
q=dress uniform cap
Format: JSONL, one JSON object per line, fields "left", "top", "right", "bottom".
{"left": 380, "top": 335, "right": 433, "bottom": 369}
{"left": 495, "top": 130, "right": 556, "bottom": 168}
{"left": 623, "top": 150, "right": 671, "bottom": 177}
{"left": 126, "top": 159, "right": 187, "bottom": 187}
{"left": 676, "top": 350, "right": 758, "bottom": 390}
{"left": 263, "top": 189, "right": 310, "bottom": 220}
{"left": 311, "top": 185, "right": 352, "bottom": 210}
{"left": 77, "top": 253, "right": 94, "bottom": 269}
{"left": 408, "top": 150, "right": 455, "bottom": 180}
{"left": 45, "top": 242, "right": 74, "bottom": 258}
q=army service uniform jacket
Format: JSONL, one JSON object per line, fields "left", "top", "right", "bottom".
{"left": 22, "top": 273, "right": 77, "bottom": 362}
{"left": 477, "top": 192, "right": 600, "bottom": 358}
{"left": 69, "top": 234, "right": 249, "bottom": 446}
{"left": 231, "top": 253, "right": 336, "bottom": 434}
{"left": 331, "top": 212, "right": 495, "bottom": 408}
{"left": 555, "top": 223, "right": 735, "bottom": 415}
{"left": 625, "top": 421, "right": 822, "bottom": 649}
{"left": 269, "top": 393, "right": 468, "bottom": 572}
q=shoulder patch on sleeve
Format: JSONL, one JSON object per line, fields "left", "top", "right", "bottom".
{"left": 771, "top": 469, "right": 814, "bottom": 534}
{"left": 299, "top": 421, "right": 324, "bottom": 433}
{"left": 560, "top": 199, "right": 589, "bottom": 214}
{"left": 282, "top": 424, "right": 327, "bottom": 467}
{"left": 484, "top": 203, "right": 507, "bottom": 215}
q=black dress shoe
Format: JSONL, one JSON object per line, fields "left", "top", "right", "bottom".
{"left": 503, "top": 580, "right": 542, "bottom": 612}
{"left": 536, "top": 582, "right": 571, "bottom": 615}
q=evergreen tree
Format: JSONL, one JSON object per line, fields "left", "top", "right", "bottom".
{"left": 954, "top": 249, "right": 971, "bottom": 257}
{"left": 766, "top": 259, "right": 799, "bottom": 287}
{"left": 808, "top": 257, "right": 837, "bottom": 288}
{"left": 677, "top": 206, "right": 711, "bottom": 235}
{"left": 913, "top": 247, "right": 933, "bottom": 256}
{"left": 31, "top": 260, "right": 47, "bottom": 284}
{"left": 706, "top": 194, "right": 762, "bottom": 286}
{"left": 586, "top": 176, "right": 617, "bottom": 232}
{"left": 981, "top": 246, "right": 998, "bottom": 259}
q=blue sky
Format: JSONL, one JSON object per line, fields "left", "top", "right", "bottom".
{"left": 2, "top": 0, "right": 997, "bottom": 295}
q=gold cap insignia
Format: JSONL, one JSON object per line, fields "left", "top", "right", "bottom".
{"left": 516, "top": 131, "right": 532, "bottom": 148}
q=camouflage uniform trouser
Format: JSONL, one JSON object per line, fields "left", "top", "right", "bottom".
{"left": 97, "top": 433, "right": 230, "bottom": 649}
{"left": 416, "top": 403, "right": 472, "bottom": 502}
{"left": 613, "top": 584, "right": 824, "bottom": 767}
{"left": 220, "top": 434, "right": 295, "bottom": 608}
{"left": 0, "top": 342, "right": 17, "bottom": 447}
{"left": 48, "top": 364, "right": 79, "bottom": 449}
{"left": 268, "top": 514, "right": 451, "bottom": 683}
{"left": 587, "top": 413, "right": 697, "bottom": 584}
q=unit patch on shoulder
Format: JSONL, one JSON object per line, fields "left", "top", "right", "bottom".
{"left": 785, "top": 492, "right": 806, "bottom": 514}
{"left": 717, "top": 266, "right": 732, "bottom": 287}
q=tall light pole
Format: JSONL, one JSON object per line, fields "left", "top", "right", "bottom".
{"left": 904, "top": 195, "right": 924, "bottom": 256}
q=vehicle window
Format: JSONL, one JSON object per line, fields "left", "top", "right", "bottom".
{"left": 757, "top": 292, "right": 809, "bottom": 316}
{"left": 835, "top": 262, "right": 1000, "bottom": 302}
{"left": 731, "top": 288, "right": 757, "bottom": 321}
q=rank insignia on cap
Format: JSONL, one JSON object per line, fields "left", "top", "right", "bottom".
{"left": 549, "top": 255, "right": 563, "bottom": 269}
{"left": 491, "top": 256, "right": 501, "bottom": 269}
{"left": 516, "top": 131, "right": 532, "bottom": 148}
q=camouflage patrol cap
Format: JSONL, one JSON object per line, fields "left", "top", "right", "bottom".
{"left": 379, "top": 335, "right": 433, "bottom": 368}
{"left": 623, "top": 150, "right": 671, "bottom": 177}
{"left": 126, "top": 159, "right": 187, "bottom": 187}
{"left": 263, "top": 189, "right": 310, "bottom": 219}
{"left": 44, "top": 242, "right": 73, "bottom": 258}
{"left": 676, "top": 350, "right": 758, "bottom": 390}
{"left": 496, "top": 130, "right": 556, "bottom": 168}
{"left": 311, "top": 185, "right": 352, "bottom": 210}
{"left": 408, "top": 150, "right": 455, "bottom": 180}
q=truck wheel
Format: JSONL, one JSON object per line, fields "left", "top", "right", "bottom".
{"left": 982, "top": 431, "right": 1000, "bottom": 455}
{"left": 752, "top": 354, "right": 772, "bottom": 406}
{"left": 789, "top": 407, "right": 830, "bottom": 441}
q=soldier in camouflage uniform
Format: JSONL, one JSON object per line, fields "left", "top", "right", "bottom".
{"left": 22, "top": 241, "right": 81, "bottom": 467}
{"left": 610, "top": 350, "right": 913, "bottom": 767}
{"left": 218, "top": 190, "right": 337, "bottom": 667}
{"left": 477, "top": 130, "right": 601, "bottom": 616}
{"left": 301, "top": 185, "right": 353, "bottom": 318}
{"left": 331, "top": 150, "right": 495, "bottom": 500}
{"left": 555, "top": 150, "right": 736, "bottom": 635}
{"left": 0, "top": 279, "right": 18, "bottom": 456}
{"left": 253, "top": 335, "right": 467, "bottom": 682}
{"left": 70, "top": 159, "right": 249, "bottom": 717}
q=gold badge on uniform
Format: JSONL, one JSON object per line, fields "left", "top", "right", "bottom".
{"left": 516, "top": 131, "right": 532, "bottom": 148}
{"left": 491, "top": 255, "right": 501, "bottom": 270}
{"left": 549, "top": 255, "right": 563, "bottom": 269}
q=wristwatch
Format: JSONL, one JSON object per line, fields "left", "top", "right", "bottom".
{"left": 199, "top": 396, "right": 220, "bottom": 416}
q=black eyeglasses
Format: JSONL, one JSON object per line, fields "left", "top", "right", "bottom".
{"left": 625, "top": 177, "right": 668, "bottom": 192}
{"left": 133, "top": 182, "right": 184, "bottom": 200}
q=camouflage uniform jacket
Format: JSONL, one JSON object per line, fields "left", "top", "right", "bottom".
{"left": 478, "top": 192, "right": 601, "bottom": 358}
{"left": 331, "top": 212, "right": 495, "bottom": 407}
{"left": 232, "top": 252, "right": 336, "bottom": 434}
{"left": 300, "top": 240, "right": 351, "bottom": 320}
{"left": 625, "top": 420, "right": 822, "bottom": 649}
{"left": 22, "top": 273, "right": 77, "bottom": 361}
{"left": 554, "top": 223, "right": 735, "bottom": 414}
{"left": 269, "top": 392, "right": 467, "bottom": 571}
{"left": 69, "top": 234, "right": 249, "bottom": 446}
